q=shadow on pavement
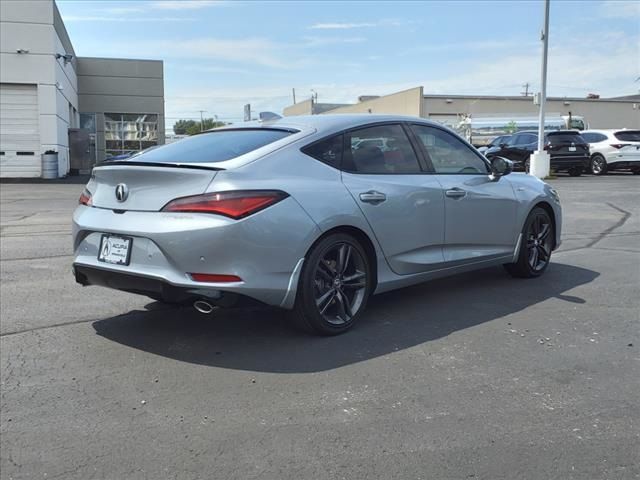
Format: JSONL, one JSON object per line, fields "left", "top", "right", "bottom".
{"left": 93, "top": 263, "right": 598, "bottom": 373}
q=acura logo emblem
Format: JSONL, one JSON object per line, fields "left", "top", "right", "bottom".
{"left": 115, "top": 183, "right": 129, "bottom": 202}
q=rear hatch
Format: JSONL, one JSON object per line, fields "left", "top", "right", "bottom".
{"left": 86, "top": 127, "right": 301, "bottom": 211}
{"left": 545, "top": 131, "right": 589, "bottom": 157}
{"left": 613, "top": 130, "right": 640, "bottom": 160}
{"left": 88, "top": 164, "right": 219, "bottom": 211}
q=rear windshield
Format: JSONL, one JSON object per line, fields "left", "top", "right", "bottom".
{"left": 546, "top": 132, "right": 585, "bottom": 144}
{"left": 614, "top": 130, "right": 640, "bottom": 142}
{"left": 127, "top": 128, "right": 295, "bottom": 164}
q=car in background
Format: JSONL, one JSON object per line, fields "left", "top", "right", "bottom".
{"left": 477, "top": 134, "right": 512, "bottom": 154}
{"left": 72, "top": 114, "right": 562, "bottom": 336}
{"left": 485, "top": 130, "right": 589, "bottom": 176}
{"left": 580, "top": 129, "right": 640, "bottom": 175}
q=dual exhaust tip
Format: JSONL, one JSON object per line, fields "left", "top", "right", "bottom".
{"left": 193, "top": 300, "right": 217, "bottom": 314}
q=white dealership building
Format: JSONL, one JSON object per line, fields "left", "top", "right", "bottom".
{"left": 0, "top": 0, "right": 165, "bottom": 178}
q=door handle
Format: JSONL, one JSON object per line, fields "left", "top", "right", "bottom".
{"left": 445, "top": 188, "right": 467, "bottom": 199}
{"left": 359, "top": 190, "right": 386, "bottom": 204}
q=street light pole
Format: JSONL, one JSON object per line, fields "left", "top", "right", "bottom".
{"left": 198, "top": 110, "right": 206, "bottom": 132}
{"left": 530, "top": 0, "right": 551, "bottom": 179}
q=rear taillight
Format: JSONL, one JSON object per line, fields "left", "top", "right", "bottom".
{"left": 161, "top": 190, "right": 288, "bottom": 219}
{"left": 610, "top": 143, "right": 630, "bottom": 149}
{"left": 79, "top": 188, "right": 92, "bottom": 206}
{"left": 544, "top": 142, "right": 552, "bottom": 151}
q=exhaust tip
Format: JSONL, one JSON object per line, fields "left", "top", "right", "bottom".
{"left": 193, "top": 300, "right": 215, "bottom": 314}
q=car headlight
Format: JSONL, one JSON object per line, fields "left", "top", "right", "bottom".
{"left": 549, "top": 188, "right": 560, "bottom": 203}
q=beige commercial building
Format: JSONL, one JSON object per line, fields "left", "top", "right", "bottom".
{"left": 284, "top": 86, "right": 640, "bottom": 130}
{"left": 0, "top": 0, "right": 164, "bottom": 177}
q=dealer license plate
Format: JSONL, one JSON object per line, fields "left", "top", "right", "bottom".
{"left": 98, "top": 235, "right": 132, "bottom": 265}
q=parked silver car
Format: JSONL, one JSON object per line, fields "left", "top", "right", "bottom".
{"left": 72, "top": 115, "right": 562, "bottom": 335}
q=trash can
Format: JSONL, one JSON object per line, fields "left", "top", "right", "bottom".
{"left": 42, "top": 151, "right": 58, "bottom": 179}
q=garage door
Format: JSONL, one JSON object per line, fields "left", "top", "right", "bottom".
{"left": 0, "top": 83, "right": 40, "bottom": 177}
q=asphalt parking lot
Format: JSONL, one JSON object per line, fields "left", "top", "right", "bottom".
{"left": 1, "top": 174, "right": 639, "bottom": 480}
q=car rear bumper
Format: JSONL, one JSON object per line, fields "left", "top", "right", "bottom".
{"left": 607, "top": 159, "right": 640, "bottom": 170}
{"left": 550, "top": 155, "right": 589, "bottom": 170}
{"left": 72, "top": 199, "right": 320, "bottom": 308}
{"left": 73, "top": 264, "right": 262, "bottom": 307}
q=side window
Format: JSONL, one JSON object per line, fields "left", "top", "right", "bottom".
{"left": 343, "top": 124, "right": 421, "bottom": 174}
{"left": 594, "top": 133, "right": 608, "bottom": 143}
{"left": 515, "top": 134, "right": 532, "bottom": 145}
{"left": 411, "top": 124, "right": 489, "bottom": 174}
{"left": 581, "top": 133, "right": 593, "bottom": 143}
{"left": 301, "top": 134, "right": 343, "bottom": 169}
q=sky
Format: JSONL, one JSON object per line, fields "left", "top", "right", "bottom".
{"left": 56, "top": 0, "right": 640, "bottom": 132}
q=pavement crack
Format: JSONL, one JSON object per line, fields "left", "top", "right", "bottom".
{"left": 557, "top": 202, "right": 632, "bottom": 254}
{"left": 0, "top": 317, "right": 99, "bottom": 337}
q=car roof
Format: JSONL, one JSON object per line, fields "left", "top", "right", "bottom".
{"left": 516, "top": 130, "right": 580, "bottom": 135}
{"left": 214, "top": 114, "right": 442, "bottom": 134}
{"left": 582, "top": 129, "right": 637, "bottom": 134}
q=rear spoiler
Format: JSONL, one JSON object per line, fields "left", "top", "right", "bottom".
{"left": 95, "top": 161, "right": 224, "bottom": 172}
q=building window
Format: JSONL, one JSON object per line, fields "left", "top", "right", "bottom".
{"left": 105, "top": 113, "right": 158, "bottom": 158}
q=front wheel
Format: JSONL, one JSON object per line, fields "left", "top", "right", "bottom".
{"left": 590, "top": 154, "right": 607, "bottom": 175}
{"left": 504, "top": 207, "right": 554, "bottom": 278}
{"left": 568, "top": 167, "right": 582, "bottom": 177}
{"left": 290, "top": 233, "right": 372, "bottom": 335}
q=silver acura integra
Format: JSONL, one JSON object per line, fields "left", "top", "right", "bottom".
{"left": 72, "top": 115, "right": 562, "bottom": 335}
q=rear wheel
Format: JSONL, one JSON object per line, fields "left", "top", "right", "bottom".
{"left": 632, "top": 169, "right": 640, "bottom": 175}
{"left": 504, "top": 207, "right": 554, "bottom": 278}
{"left": 290, "top": 233, "right": 372, "bottom": 335}
{"left": 590, "top": 154, "right": 607, "bottom": 175}
{"left": 568, "top": 167, "right": 582, "bottom": 177}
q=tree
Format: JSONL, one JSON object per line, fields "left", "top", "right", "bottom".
{"left": 174, "top": 118, "right": 227, "bottom": 136}
{"left": 505, "top": 120, "right": 518, "bottom": 134}
{"left": 173, "top": 119, "right": 197, "bottom": 135}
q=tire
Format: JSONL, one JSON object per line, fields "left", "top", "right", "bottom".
{"left": 590, "top": 154, "right": 607, "bottom": 175}
{"left": 632, "top": 169, "right": 640, "bottom": 175}
{"left": 504, "top": 207, "right": 554, "bottom": 278}
{"left": 524, "top": 158, "right": 530, "bottom": 173}
{"left": 290, "top": 233, "right": 372, "bottom": 335}
{"left": 568, "top": 167, "right": 582, "bottom": 177}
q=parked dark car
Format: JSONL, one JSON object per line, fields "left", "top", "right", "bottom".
{"left": 477, "top": 134, "right": 512, "bottom": 154}
{"left": 485, "top": 130, "right": 589, "bottom": 176}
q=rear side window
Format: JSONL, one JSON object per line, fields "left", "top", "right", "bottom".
{"left": 302, "top": 134, "right": 343, "bottom": 168}
{"left": 546, "top": 132, "right": 585, "bottom": 144}
{"left": 128, "top": 129, "right": 294, "bottom": 164}
{"left": 343, "top": 124, "right": 422, "bottom": 174}
{"left": 582, "top": 132, "right": 607, "bottom": 143}
{"left": 614, "top": 130, "right": 640, "bottom": 142}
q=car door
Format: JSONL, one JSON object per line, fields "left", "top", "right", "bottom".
{"left": 340, "top": 123, "right": 446, "bottom": 275}
{"left": 409, "top": 124, "right": 519, "bottom": 265}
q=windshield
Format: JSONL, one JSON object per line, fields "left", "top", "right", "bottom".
{"left": 126, "top": 128, "right": 295, "bottom": 164}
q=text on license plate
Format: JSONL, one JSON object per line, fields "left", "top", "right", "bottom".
{"left": 98, "top": 235, "right": 132, "bottom": 265}
{"left": 569, "top": 146, "right": 576, "bottom": 151}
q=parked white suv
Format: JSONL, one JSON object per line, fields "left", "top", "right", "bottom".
{"left": 581, "top": 129, "right": 640, "bottom": 175}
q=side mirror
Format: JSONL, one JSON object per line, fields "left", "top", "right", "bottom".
{"left": 499, "top": 142, "right": 508, "bottom": 148}
{"left": 490, "top": 156, "right": 513, "bottom": 180}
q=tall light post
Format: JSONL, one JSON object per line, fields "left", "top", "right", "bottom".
{"left": 198, "top": 110, "right": 206, "bottom": 132}
{"left": 530, "top": 0, "right": 551, "bottom": 179}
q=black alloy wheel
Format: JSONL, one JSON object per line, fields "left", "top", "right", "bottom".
{"left": 291, "top": 233, "right": 371, "bottom": 335}
{"left": 504, "top": 207, "right": 554, "bottom": 278}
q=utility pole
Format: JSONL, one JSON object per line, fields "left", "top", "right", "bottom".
{"left": 530, "top": 0, "right": 551, "bottom": 179}
{"left": 292, "top": 88, "right": 296, "bottom": 104}
{"left": 521, "top": 82, "right": 531, "bottom": 96}
{"left": 198, "top": 110, "right": 206, "bottom": 132}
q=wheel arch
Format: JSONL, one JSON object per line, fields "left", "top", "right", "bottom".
{"left": 532, "top": 201, "right": 557, "bottom": 249}
{"left": 306, "top": 225, "right": 379, "bottom": 290}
